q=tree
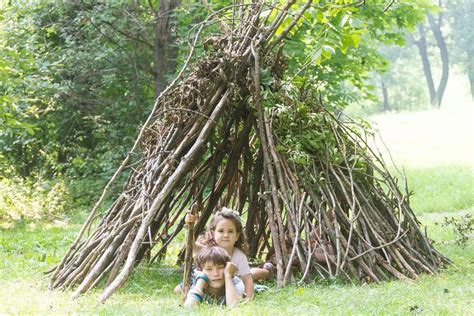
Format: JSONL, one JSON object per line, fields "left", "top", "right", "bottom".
{"left": 376, "top": 43, "right": 430, "bottom": 113}
{"left": 0, "top": 1, "right": 225, "bottom": 179}
{"left": 282, "top": 0, "right": 428, "bottom": 110}
{"left": 427, "top": 11, "right": 449, "bottom": 107}
{"left": 0, "top": 3, "right": 165, "bottom": 177}
{"left": 1, "top": 0, "right": 434, "bottom": 177}
{"left": 415, "top": 22, "right": 438, "bottom": 106}
{"left": 447, "top": 0, "right": 474, "bottom": 99}
{"left": 154, "top": 0, "right": 181, "bottom": 96}
{"left": 413, "top": 3, "right": 449, "bottom": 108}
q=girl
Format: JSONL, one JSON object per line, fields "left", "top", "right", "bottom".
{"left": 177, "top": 207, "right": 272, "bottom": 298}
{"left": 184, "top": 246, "right": 244, "bottom": 307}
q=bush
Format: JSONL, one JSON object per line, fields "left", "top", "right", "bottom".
{"left": 438, "top": 213, "right": 474, "bottom": 246}
{"left": 0, "top": 177, "right": 71, "bottom": 221}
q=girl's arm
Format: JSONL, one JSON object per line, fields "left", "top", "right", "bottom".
{"left": 233, "top": 249, "right": 254, "bottom": 298}
{"left": 192, "top": 239, "right": 204, "bottom": 254}
{"left": 224, "top": 262, "right": 242, "bottom": 306}
{"left": 241, "top": 273, "right": 254, "bottom": 299}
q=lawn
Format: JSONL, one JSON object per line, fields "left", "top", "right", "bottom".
{"left": 1, "top": 214, "right": 472, "bottom": 315}
{"left": 1, "top": 106, "right": 473, "bottom": 314}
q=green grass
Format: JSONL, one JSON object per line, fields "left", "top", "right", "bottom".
{"left": 391, "top": 164, "right": 474, "bottom": 213}
{"left": 1, "top": 211, "right": 473, "bottom": 315}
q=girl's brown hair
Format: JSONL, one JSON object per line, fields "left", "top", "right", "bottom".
{"left": 199, "top": 207, "right": 249, "bottom": 255}
{"left": 195, "top": 246, "right": 231, "bottom": 270}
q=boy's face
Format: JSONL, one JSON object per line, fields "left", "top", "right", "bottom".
{"left": 201, "top": 261, "right": 226, "bottom": 288}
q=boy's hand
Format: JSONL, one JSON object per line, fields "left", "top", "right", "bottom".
{"left": 185, "top": 210, "right": 198, "bottom": 225}
{"left": 224, "top": 262, "right": 237, "bottom": 278}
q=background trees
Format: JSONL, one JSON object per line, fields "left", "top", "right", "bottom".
{"left": 0, "top": 0, "right": 468, "bottom": 196}
{"left": 360, "top": 0, "right": 472, "bottom": 114}
{"left": 0, "top": 2, "right": 175, "bottom": 178}
{"left": 447, "top": 0, "right": 473, "bottom": 99}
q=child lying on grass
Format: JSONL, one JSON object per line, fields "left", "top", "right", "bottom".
{"left": 176, "top": 208, "right": 273, "bottom": 298}
{"left": 184, "top": 246, "right": 244, "bottom": 307}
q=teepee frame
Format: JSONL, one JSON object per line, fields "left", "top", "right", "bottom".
{"left": 49, "top": 1, "right": 448, "bottom": 303}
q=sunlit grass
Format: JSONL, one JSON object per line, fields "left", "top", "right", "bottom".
{"left": 369, "top": 105, "right": 474, "bottom": 214}
{"left": 370, "top": 106, "right": 473, "bottom": 168}
{"left": 391, "top": 164, "right": 474, "bottom": 213}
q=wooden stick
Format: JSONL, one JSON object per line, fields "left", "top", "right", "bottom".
{"left": 182, "top": 204, "right": 198, "bottom": 303}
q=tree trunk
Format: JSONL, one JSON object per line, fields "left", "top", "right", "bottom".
{"left": 415, "top": 23, "right": 437, "bottom": 107}
{"left": 381, "top": 81, "right": 389, "bottom": 111}
{"left": 468, "top": 50, "right": 474, "bottom": 100}
{"left": 154, "top": 0, "right": 180, "bottom": 98}
{"left": 427, "top": 12, "right": 449, "bottom": 108}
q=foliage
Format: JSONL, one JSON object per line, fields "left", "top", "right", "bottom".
{"left": 262, "top": 85, "right": 370, "bottom": 172}
{"left": 0, "top": 173, "right": 127, "bottom": 223}
{"left": 438, "top": 213, "right": 473, "bottom": 246}
{"left": 0, "top": 1, "right": 434, "bottom": 180}
{"left": 0, "top": 2, "right": 156, "bottom": 178}
{"left": 346, "top": 0, "right": 474, "bottom": 114}
{"left": 281, "top": 0, "right": 430, "bottom": 109}
{"left": 0, "top": 177, "right": 71, "bottom": 222}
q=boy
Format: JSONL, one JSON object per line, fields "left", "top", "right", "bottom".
{"left": 184, "top": 246, "right": 244, "bottom": 307}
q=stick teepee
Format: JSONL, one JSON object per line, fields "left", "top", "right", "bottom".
{"left": 49, "top": 1, "right": 449, "bottom": 303}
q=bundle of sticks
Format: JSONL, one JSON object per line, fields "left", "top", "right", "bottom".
{"left": 49, "top": 1, "right": 448, "bottom": 303}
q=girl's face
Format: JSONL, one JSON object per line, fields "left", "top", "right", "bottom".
{"left": 201, "top": 261, "right": 226, "bottom": 288}
{"left": 213, "top": 219, "right": 239, "bottom": 251}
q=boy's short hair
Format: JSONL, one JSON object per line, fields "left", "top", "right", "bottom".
{"left": 195, "top": 246, "right": 230, "bottom": 270}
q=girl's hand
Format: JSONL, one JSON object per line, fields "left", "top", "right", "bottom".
{"left": 224, "top": 262, "right": 237, "bottom": 278}
{"left": 185, "top": 210, "right": 198, "bottom": 225}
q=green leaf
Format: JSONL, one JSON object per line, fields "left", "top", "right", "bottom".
{"left": 6, "top": 119, "right": 17, "bottom": 126}
{"left": 341, "top": 35, "right": 352, "bottom": 54}
{"left": 340, "top": 14, "right": 351, "bottom": 28}
{"left": 322, "top": 45, "right": 336, "bottom": 57}
{"left": 316, "top": 11, "right": 324, "bottom": 23}
{"left": 350, "top": 33, "right": 361, "bottom": 48}
{"left": 260, "top": 68, "right": 274, "bottom": 86}
{"left": 310, "top": 48, "right": 322, "bottom": 64}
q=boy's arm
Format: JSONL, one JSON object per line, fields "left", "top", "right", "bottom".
{"left": 183, "top": 277, "right": 207, "bottom": 307}
{"left": 224, "top": 262, "right": 242, "bottom": 306}
{"left": 241, "top": 274, "right": 254, "bottom": 299}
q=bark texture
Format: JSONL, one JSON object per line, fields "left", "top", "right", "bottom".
{"left": 154, "top": 0, "right": 180, "bottom": 97}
